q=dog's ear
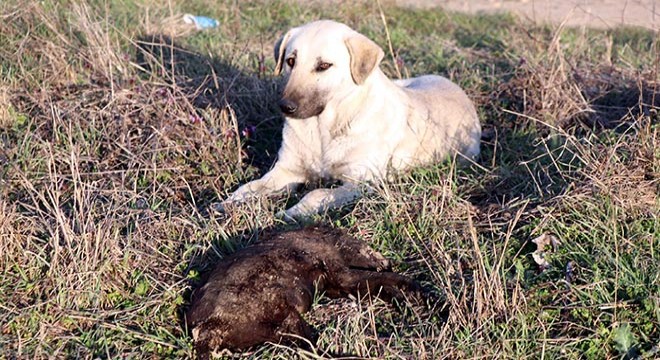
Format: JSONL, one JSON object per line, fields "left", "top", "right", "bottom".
{"left": 274, "top": 28, "right": 298, "bottom": 75}
{"left": 344, "top": 33, "right": 384, "bottom": 85}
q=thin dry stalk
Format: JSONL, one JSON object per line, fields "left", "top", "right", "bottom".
{"left": 376, "top": 0, "right": 402, "bottom": 79}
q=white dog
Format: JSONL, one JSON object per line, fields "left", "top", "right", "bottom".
{"left": 219, "top": 20, "right": 481, "bottom": 220}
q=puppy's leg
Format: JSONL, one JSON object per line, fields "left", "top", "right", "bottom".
{"left": 329, "top": 270, "right": 422, "bottom": 303}
{"left": 217, "top": 165, "right": 305, "bottom": 212}
{"left": 277, "top": 310, "right": 316, "bottom": 348}
{"left": 280, "top": 182, "right": 361, "bottom": 220}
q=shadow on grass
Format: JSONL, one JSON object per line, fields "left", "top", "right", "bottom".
{"left": 136, "top": 33, "right": 284, "bottom": 176}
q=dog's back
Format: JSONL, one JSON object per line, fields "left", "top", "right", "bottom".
{"left": 395, "top": 75, "right": 481, "bottom": 162}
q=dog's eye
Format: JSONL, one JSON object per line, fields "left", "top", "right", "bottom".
{"left": 286, "top": 57, "right": 295, "bottom": 68}
{"left": 316, "top": 62, "right": 332, "bottom": 72}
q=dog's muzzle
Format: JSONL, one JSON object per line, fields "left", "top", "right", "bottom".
{"left": 278, "top": 99, "right": 298, "bottom": 116}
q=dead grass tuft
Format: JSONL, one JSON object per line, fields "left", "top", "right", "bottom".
{"left": 574, "top": 114, "right": 659, "bottom": 215}
{"left": 500, "top": 32, "right": 593, "bottom": 129}
{"left": 489, "top": 24, "right": 658, "bottom": 132}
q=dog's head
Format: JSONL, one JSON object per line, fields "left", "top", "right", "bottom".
{"left": 273, "top": 20, "right": 385, "bottom": 119}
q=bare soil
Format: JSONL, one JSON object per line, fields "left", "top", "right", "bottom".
{"left": 394, "top": 0, "right": 659, "bottom": 30}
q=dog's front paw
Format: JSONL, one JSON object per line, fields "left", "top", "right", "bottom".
{"left": 210, "top": 201, "right": 233, "bottom": 215}
{"left": 276, "top": 205, "right": 318, "bottom": 224}
{"left": 210, "top": 202, "right": 225, "bottom": 214}
{"left": 275, "top": 209, "right": 299, "bottom": 224}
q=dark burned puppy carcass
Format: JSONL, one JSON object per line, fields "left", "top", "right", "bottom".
{"left": 186, "top": 226, "right": 420, "bottom": 357}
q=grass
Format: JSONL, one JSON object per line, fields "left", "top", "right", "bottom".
{"left": 0, "top": 0, "right": 658, "bottom": 358}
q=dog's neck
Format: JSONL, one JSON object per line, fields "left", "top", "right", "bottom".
{"left": 320, "top": 70, "right": 406, "bottom": 137}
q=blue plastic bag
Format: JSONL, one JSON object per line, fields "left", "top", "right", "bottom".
{"left": 183, "top": 14, "right": 219, "bottom": 30}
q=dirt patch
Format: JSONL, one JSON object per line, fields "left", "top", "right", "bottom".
{"left": 394, "top": 0, "right": 659, "bottom": 30}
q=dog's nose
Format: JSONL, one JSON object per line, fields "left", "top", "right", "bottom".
{"left": 278, "top": 99, "right": 298, "bottom": 115}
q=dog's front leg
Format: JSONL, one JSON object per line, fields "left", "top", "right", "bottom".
{"left": 216, "top": 165, "right": 305, "bottom": 212}
{"left": 280, "top": 183, "right": 362, "bottom": 221}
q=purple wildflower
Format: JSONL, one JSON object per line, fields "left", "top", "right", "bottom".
{"left": 189, "top": 114, "right": 203, "bottom": 124}
{"left": 241, "top": 125, "right": 256, "bottom": 139}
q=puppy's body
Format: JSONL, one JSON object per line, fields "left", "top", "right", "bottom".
{"left": 222, "top": 20, "right": 481, "bottom": 219}
{"left": 186, "top": 226, "right": 419, "bottom": 358}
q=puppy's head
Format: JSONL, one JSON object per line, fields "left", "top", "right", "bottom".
{"left": 274, "top": 20, "right": 384, "bottom": 119}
